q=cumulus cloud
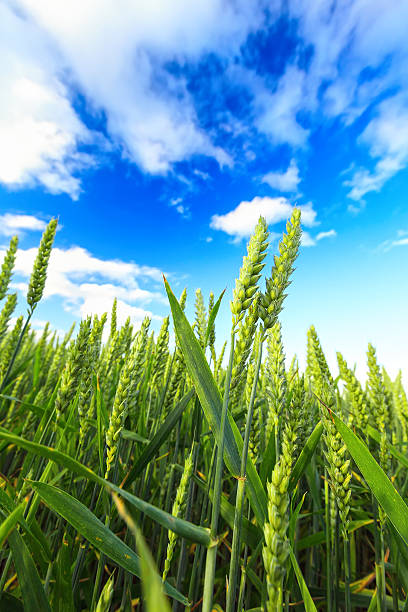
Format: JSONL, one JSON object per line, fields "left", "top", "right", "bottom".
{"left": 0, "top": 213, "right": 47, "bottom": 236}
{"left": 1, "top": 242, "right": 165, "bottom": 325}
{"left": 210, "top": 196, "right": 317, "bottom": 240}
{"left": 262, "top": 159, "right": 301, "bottom": 193}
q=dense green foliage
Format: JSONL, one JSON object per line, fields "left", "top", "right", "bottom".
{"left": 0, "top": 217, "right": 407, "bottom": 611}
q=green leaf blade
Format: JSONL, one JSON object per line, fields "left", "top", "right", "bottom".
{"left": 333, "top": 412, "right": 408, "bottom": 547}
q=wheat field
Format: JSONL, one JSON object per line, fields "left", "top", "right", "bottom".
{"left": 0, "top": 213, "right": 407, "bottom": 611}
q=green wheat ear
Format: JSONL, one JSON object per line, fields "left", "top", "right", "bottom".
{"left": 231, "top": 215, "right": 269, "bottom": 327}
{"left": 151, "top": 316, "right": 170, "bottom": 387}
{"left": 27, "top": 218, "right": 58, "bottom": 311}
{"left": 0, "top": 235, "right": 18, "bottom": 301}
{"left": 110, "top": 298, "right": 118, "bottom": 338}
{"left": 320, "top": 386, "right": 352, "bottom": 539}
{"left": 162, "top": 447, "right": 194, "bottom": 582}
{"left": 0, "top": 293, "right": 18, "bottom": 342}
{"left": 367, "top": 343, "right": 391, "bottom": 474}
{"left": 178, "top": 287, "right": 187, "bottom": 311}
{"left": 0, "top": 315, "right": 24, "bottom": 383}
{"left": 265, "top": 320, "right": 286, "bottom": 445}
{"left": 259, "top": 207, "right": 301, "bottom": 332}
{"left": 194, "top": 288, "right": 207, "bottom": 348}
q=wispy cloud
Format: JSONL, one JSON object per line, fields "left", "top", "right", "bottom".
{"left": 316, "top": 229, "right": 337, "bottom": 241}
{"left": 379, "top": 229, "right": 408, "bottom": 252}
{"left": 254, "top": 64, "right": 309, "bottom": 147}
{"left": 345, "top": 93, "right": 408, "bottom": 201}
{"left": 301, "top": 228, "right": 336, "bottom": 247}
{"left": 262, "top": 159, "right": 301, "bottom": 193}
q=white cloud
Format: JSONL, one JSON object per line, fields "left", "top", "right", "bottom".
{"left": 285, "top": 227, "right": 336, "bottom": 248}
{"left": 345, "top": 93, "right": 408, "bottom": 201}
{"left": 210, "top": 196, "right": 317, "bottom": 240}
{"left": 288, "top": 1, "right": 408, "bottom": 121}
{"left": 76, "top": 287, "right": 161, "bottom": 327}
{"left": 0, "top": 213, "right": 46, "bottom": 236}
{"left": 316, "top": 229, "right": 336, "bottom": 241}
{"left": 379, "top": 230, "right": 408, "bottom": 252}
{"left": 169, "top": 197, "right": 190, "bottom": 218}
{"left": 285, "top": 1, "right": 408, "bottom": 198}
{"left": 0, "top": 4, "right": 99, "bottom": 199}
{"left": 262, "top": 159, "right": 301, "bottom": 193}
{"left": 1, "top": 0, "right": 265, "bottom": 196}
{"left": 2, "top": 242, "right": 166, "bottom": 325}
{"left": 301, "top": 231, "right": 316, "bottom": 247}
{"left": 255, "top": 65, "right": 309, "bottom": 147}
{"left": 3, "top": 0, "right": 408, "bottom": 202}
{"left": 386, "top": 238, "right": 408, "bottom": 250}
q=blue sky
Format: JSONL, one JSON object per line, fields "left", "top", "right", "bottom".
{"left": 1, "top": 0, "right": 408, "bottom": 380}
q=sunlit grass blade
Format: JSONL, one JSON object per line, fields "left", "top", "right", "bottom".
{"left": 0, "top": 490, "right": 51, "bottom": 562}
{"left": 289, "top": 493, "right": 306, "bottom": 546}
{"left": 121, "top": 430, "right": 149, "bottom": 444}
{"left": 186, "top": 469, "right": 262, "bottom": 549}
{"left": 95, "top": 572, "right": 115, "bottom": 612}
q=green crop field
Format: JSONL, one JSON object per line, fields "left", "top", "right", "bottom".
{"left": 0, "top": 212, "right": 407, "bottom": 611}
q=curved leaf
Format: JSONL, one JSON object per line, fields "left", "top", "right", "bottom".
{"left": 333, "top": 412, "right": 408, "bottom": 547}
{"left": 30, "top": 481, "right": 188, "bottom": 606}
